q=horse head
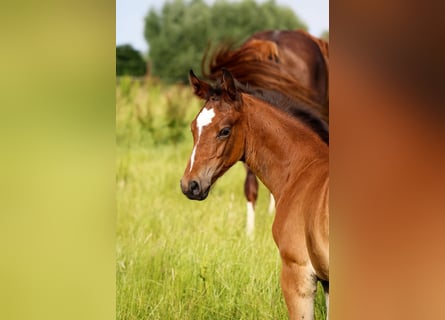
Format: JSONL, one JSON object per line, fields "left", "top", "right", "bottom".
{"left": 180, "top": 70, "right": 246, "bottom": 200}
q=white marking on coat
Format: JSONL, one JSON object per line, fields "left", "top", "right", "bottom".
{"left": 246, "top": 201, "right": 255, "bottom": 237}
{"left": 189, "top": 107, "right": 215, "bottom": 172}
{"left": 268, "top": 193, "right": 276, "bottom": 214}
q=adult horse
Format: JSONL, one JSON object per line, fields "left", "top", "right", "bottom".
{"left": 180, "top": 70, "right": 329, "bottom": 319}
{"left": 202, "top": 29, "right": 329, "bottom": 236}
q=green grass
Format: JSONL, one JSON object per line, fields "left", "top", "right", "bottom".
{"left": 116, "top": 79, "right": 326, "bottom": 319}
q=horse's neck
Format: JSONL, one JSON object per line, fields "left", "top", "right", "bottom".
{"left": 242, "top": 94, "right": 328, "bottom": 201}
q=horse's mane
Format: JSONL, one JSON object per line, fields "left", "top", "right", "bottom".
{"left": 202, "top": 40, "right": 327, "bottom": 120}
{"left": 210, "top": 79, "right": 329, "bottom": 145}
{"left": 239, "top": 83, "right": 329, "bottom": 145}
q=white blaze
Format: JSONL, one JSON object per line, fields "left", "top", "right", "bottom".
{"left": 189, "top": 107, "right": 215, "bottom": 172}
{"left": 246, "top": 201, "right": 255, "bottom": 238}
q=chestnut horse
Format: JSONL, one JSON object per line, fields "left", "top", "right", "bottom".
{"left": 203, "top": 30, "right": 329, "bottom": 236}
{"left": 180, "top": 70, "right": 329, "bottom": 319}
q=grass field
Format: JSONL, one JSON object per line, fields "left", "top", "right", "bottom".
{"left": 116, "top": 78, "right": 326, "bottom": 319}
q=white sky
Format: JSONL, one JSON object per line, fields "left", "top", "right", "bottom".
{"left": 116, "top": 0, "right": 329, "bottom": 53}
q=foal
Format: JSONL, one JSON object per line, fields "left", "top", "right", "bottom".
{"left": 180, "top": 70, "right": 329, "bottom": 319}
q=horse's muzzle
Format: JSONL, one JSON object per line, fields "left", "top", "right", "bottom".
{"left": 180, "top": 179, "right": 210, "bottom": 201}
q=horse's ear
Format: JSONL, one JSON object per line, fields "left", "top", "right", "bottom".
{"left": 189, "top": 70, "right": 210, "bottom": 100}
{"left": 221, "top": 68, "right": 239, "bottom": 102}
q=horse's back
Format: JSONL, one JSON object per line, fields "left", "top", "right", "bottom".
{"left": 219, "top": 29, "right": 329, "bottom": 118}
{"left": 247, "top": 30, "right": 329, "bottom": 109}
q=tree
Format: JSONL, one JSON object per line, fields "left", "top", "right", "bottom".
{"left": 145, "top": 0, "right": 307, "bottom": 83}
{"left": 116, "top": 45, "right": 147, "bottom": 77}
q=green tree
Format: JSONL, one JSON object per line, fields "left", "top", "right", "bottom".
{"left": 145, "top": 0, "right": 307, "bottom": 83}
{"left": 116, "top": 44, "right": 147, "bottom": 77}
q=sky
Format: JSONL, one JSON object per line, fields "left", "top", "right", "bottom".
{"left": 116, "top": 0, "right": 329, "bottom": 53}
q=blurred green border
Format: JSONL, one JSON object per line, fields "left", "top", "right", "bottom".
{"left": 0, "top": 1, "right": 115, "bottom": 319}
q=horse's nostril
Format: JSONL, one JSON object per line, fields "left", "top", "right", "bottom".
{"left": 189, "top": 180, "right": 200, "bottom": 195}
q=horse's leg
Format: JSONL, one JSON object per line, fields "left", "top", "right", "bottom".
{"left": 322, "top": 280, "right": 329, "bottom": 320}
{"left": 268, "top": 193, "right": 276, "bottom": 214}
{"left": 280, "top": 260, "right": 317, "bottom": 320}
{"left": 244, "top": 165, "right": 258, "bottom": 237}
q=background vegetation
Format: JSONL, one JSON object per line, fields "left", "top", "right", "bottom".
{"left": 144, "top": 0, "right": 307, "bottom": 83}
{"left": 116, "top": 45, "right": 147, "bottom": 77}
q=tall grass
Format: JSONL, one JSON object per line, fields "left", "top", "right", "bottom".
{"left": 116, "top": 78, "right": 327, "bottom": 319}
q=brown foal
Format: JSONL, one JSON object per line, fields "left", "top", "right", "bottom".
{"left": 180, "top": 70, "right": 329, "bottom": 319}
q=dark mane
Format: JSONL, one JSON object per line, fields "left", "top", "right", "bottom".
{"left": 212, "top": 80, "right": 329, "bottom": 145}
{"left": 243, "top": 84, "right": 329, "bottom": 145}
{"left": 202, "top": 30, "right": 329, "bottom": 123}
{"left": 203, "top": 41, "right": 319, "bottom": 107}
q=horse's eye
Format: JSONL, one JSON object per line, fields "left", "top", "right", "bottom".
{"left": 218, "top": 127, "right": 231, "bottom": 138}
